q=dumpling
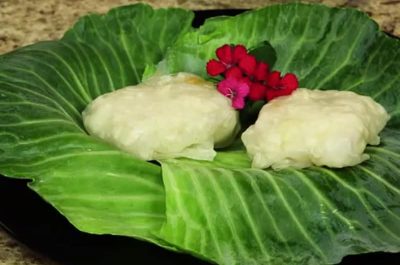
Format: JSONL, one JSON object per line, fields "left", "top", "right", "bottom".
{"left": 242, "top": 88, "right": 390, "bottom": 169}
{"left": 82, "top": 72, "right": 239, "bottom": 161}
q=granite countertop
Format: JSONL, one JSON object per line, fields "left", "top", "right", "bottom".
{"left": 0, "top": 0, "right": 399, "bottom": 264}
{"left": 1, "top": 0, "right": 400, "bottom": 54}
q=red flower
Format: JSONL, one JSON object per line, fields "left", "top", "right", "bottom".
{"left": 206, "top": 44, "right": 249, "bottom": 76}
{"left": 239, "top": 61, "right": 269, "bottom": 101}
{"left": 206, "top": 43, "right": 300, "bottom": 107}
{"left": 225, "top": 67, "right": 243, "bottom": 80}
{"left": 238, "top": 54, "right": 257, "bottom": 76}
{"left": 248, "top": 82, "right": 267, "bottom": 101}
{"left": 265, "top": 71, "right": 299, "bottom": 101}
{"left": 206, "top": 59, "right": 226, "bottom": 76}
{"left": 216, "top": 44, "right": 247, "bottom": 64}
{"left": 253, "top": 62, "right": 269, "bottom": 81}
{"left": 266, "top": 71, "right": 281, "bottom": 88}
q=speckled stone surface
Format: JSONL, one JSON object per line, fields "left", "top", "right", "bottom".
{"left": 0, "top": 0, "right": 399, "bottom": 264}
{"left": 0, "top": 229, "right": 58, "bottom": 265}
{"left": 1, "top": 0, "right": 400, "bottom": 54}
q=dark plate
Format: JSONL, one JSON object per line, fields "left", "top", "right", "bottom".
{"left": 0, "top": 8, "right": 399, "bottom": 265}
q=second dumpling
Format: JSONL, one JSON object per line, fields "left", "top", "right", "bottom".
{"left": 242, "top": 89, "right": 389, "bottom": 169}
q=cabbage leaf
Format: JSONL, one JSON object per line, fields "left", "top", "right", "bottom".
{"left": 0, "top": 3, "right": 399, "bottom": 265}
{"left": 0, "top": 4, "right": 193, "bottom": 244}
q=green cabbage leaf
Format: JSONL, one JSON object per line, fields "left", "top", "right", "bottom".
{"left": 0, "top": 3, "right": 399, "bottom": 265}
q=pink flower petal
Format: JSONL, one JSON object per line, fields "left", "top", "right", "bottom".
{"left": 232, "top": 95, "right": 246, "bottom": 109}
{"left": 241, "top": 76, "right": 252, "bottom": 88}
{"left": 236, "top": 81, "right": 250, "bottom": 97}
{"left": 217, "top": 79, "right": 234, "bottom": 97}
{"left": 217, "top": 77, "right": 249, "bottom": 110}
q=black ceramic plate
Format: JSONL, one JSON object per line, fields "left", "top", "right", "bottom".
{"left": 0, "top": 9, "right": 399, "bottom": 265}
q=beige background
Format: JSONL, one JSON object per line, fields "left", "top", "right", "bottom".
{"left": 0, "top": 0, "right": 399, "bottom": 264}
{"left": 1, "top": 0, "right": 400, "bottom": 54}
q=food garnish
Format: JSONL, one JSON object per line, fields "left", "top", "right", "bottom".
{"left": 207, "top": 44, "right": 299, "bottom": 109}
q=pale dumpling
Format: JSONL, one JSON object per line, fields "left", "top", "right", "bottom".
{"left": 242, "top": 89, "right": 390, "bottom": 169}
{"left": 83, "top": 73, "right": 239, "bottom": 161}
